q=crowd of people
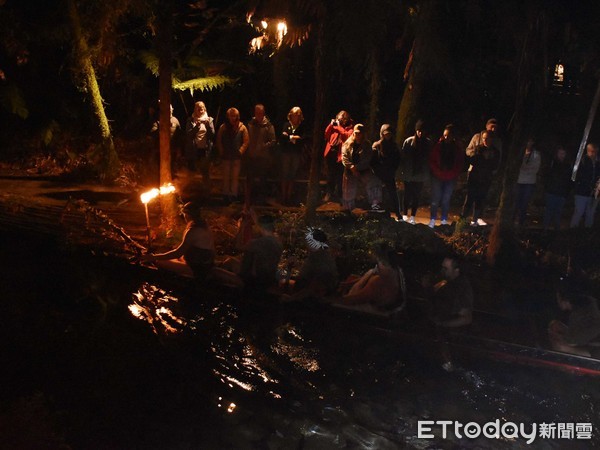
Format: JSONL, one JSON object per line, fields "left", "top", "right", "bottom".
{"left": 156, "top": 102, "right": 600, "bottom": 230}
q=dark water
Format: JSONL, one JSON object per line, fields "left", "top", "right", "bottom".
{"left": 1, "top": 232, "right": 599, "bottom": 449}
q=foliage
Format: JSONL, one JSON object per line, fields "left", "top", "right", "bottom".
{"left": 139, "top": 50, "right": 236, "bottom": 94}
{"left": 0, "top": 84, "right": 29, "bottom": 119}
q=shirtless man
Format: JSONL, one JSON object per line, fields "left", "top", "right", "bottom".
{"left": 549, "top": 277, "right": 600, "bottom": 357}
{"left": 337, "top": 241, "right": 405, "bottom": 311}
{"left": 428, "top": 255, "right": 473, "bottom": 328}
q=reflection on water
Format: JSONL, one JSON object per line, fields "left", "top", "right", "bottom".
{"left": 126, "top": 276, "right": 600, "bottom": 448}
{"left": 130, "top": 282, "right": 187, "bottom": 334}
{"left": 2, "top": 231, "right": 599, "bottom": 449}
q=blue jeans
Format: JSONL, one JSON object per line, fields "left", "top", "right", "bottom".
{"left": 570, "top": 195, "right": 599, "bottom": 228}
{"left": 543, "top": 193, "right": 566, "bottom": 230}
{"left": 430, "top": 178, "right": 456, "bottom": 221}
{"left": 514, "top": 183, "right": 536, "bottom": 225}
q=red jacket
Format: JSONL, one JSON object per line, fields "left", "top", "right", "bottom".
{"left": 324, "top": 122, "right": 353, "bottom": 162}
{"left": 429, "top": 138, "right": 464, "bottom": 181}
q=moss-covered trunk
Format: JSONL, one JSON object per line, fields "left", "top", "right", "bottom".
{"left": 67, "top": 0, "right": 119, "bottom": 180}
{"left": 395, "top": 1, "right": 435, "bottom": 141}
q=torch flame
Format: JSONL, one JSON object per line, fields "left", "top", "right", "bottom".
{"left": 140, "top": 183, "right": 176, "bottom": 204}
{"left": 159, "top": 183, "right": 176, "bottom": 195}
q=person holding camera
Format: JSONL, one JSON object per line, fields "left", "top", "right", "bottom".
{"left": 184, "top": 101, "right": 215, "bottom": 190}
{"left": 323, "top": 110, "right": 354, "bottom": 203}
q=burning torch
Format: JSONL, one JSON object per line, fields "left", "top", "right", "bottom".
{"left": 140, "top": 183, "right": 176, "bottom": 248}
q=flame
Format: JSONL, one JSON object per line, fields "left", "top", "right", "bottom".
{"left": 159, "top": 183, "right": 176, "bottom": 195}
{"left": 276, "top": 21, "right": 287, "bottom": 46}
{"left": 140, "top": 188, "right": 159, "bottom": 204}
{"left": 140, "top": 183, "right": 176, "bottom": 204}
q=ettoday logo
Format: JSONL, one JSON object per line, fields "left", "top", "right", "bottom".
{"left": 418, "top": 420, "right": 593, "bottom": 444}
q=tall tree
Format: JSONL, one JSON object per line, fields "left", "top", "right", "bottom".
{"left": 487, "top": 5, "right": 548, "bottom": 267}
{"left": 67, "top": 0, "right": 120, "bottom": 180}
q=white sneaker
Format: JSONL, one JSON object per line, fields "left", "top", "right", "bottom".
{"left": 476, "top": 218, "right": 487, "bottom": 226}
{"left": 441, "top": 219, "right": 449, "bottom": 225}
{"left": 402, "top": 215, "right": 409, "bottom": 222}
{"left": 428, "top": 219, "right": 436, "bottom": 228}
{"left": 470, "top": 221, "right": 477, "bottom": 226}
{"left": 370, "top": 204, "right": 384, "bottom": 213}
{"left": 409, "top": 217, "right": 416, "bottom": 225}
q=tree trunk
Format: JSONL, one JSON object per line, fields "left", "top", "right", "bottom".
{"left": 67, "top": 0, "right": 119, "bottom": 180}
{"left": 366, "top": 50, "right": 381, "bottom": 136}
{"left": 157, "top": 5, "right": 177, "bottom": 235}
{"left": 304, "top": 21, "right": 327, "bottom": 223}
{"left": 395, "top": 1, "right": 436, "bottom": 142}
{"left": 487, "top": 9, "right": 547, "bottom": 267}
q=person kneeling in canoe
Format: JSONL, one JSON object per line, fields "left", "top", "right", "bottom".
{"left": 549, "top": 276, "right": 600, "bottom": 357}
{"left": 238, "top": 213, "right": 283, "bottom": 294}
{"left": 334, "top": 241, "right": 406, "bottom": 313}
{"left": 142, "top": 202, "right": 243, "bottom": 288}
{"left": 282, "top": 228, "right": 339, "bottom": 302}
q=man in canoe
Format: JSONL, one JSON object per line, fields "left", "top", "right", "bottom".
{"left": 425, "top": 255, "right": 473, "bottom": 328}
{"left": 281, "top": 228, "right": 339, "bottom": 302}
{"left": 334, "top": 241, "right": 406, "bottom": 313}
{"left": 238, "top": 213, "right": 283, "bottom": 293}
{"left": 549, "top": 276, "right": 600, "bottom": 357}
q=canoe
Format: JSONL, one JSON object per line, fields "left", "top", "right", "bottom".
{"left": 132, "top": 261, "right": 600, "bottom": 377}
{"left": 330, "top": 302, "right": 600, "bottom": 377}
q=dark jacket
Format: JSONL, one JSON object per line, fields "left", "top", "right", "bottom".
{"left": 467, "top": 144, "right": 500, "bottom": 186}
{"left": 544, "top": 158, "right": 572, "bottom": 197}
{"left": 573, "top": 155, "right": 600, "bottom": 197}
{"left": 280, "top": 122, "right": 307, "bottom": 154}
{"left": 401, "top": 134, "right": 431, "bottom": 182}
{"left": 372, "top": 125, "right": 400, "bottom": 180}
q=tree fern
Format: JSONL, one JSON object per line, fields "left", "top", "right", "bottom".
{"left": 139, "top": 50, "right": 235, "bottom": 93}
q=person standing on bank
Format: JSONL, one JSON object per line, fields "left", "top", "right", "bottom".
{"left": 570, "top": 142, "right": 600, "bottom": 228}
{"left": 543, "top": 146, "right": 572, "bottom": 230}
{"left": 513, "top": 138, "right": 541, "bottom": 227}
{"left": 401, "top": 119, "right": 431, "bottom": 224}
{"left": 323, "top": 110, "right": 354, "bottom": 203}
{"left": 461, "top": 130, "right": 500, "bottom": 226}
{"left": 372, "top": 124, "right": 401, "bottom": 220}
{"left": 245, "top": 104, "right": 276, "bottom": 206}
{"left": 279, "top": 106, "right": 306, "bottom": 206}
{"left": 466, "top": 118, "right": 503, "bottom": 167}
{"left": 184, "top": 101, "right": 215, "bottom": 190}
{"left": 216, "top": 108, "right": 249, "bottom": 203}
{"left": 428, "top": 124, "right": 464, "bottom": 228}
{"left": 341, "top": 124, "right": 383, "bottom": 213}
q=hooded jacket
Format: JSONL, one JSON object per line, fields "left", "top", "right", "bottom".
{"left": 372, "top": 124, "right": 400, "bottom": 179}
{"left": 246, "top": 116, "right": 276, "bottom": 159}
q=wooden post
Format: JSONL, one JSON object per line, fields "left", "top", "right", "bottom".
{"left": 572, "top": 78, "right": 600, "bottom": 181}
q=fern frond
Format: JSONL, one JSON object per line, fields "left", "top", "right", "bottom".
{"left": 173, "top": 75, "right": 236, "bottom": 93}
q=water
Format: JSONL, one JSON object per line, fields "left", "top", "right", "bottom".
{"left": 1, "top": 231, "right": 599, "bottom": 449}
